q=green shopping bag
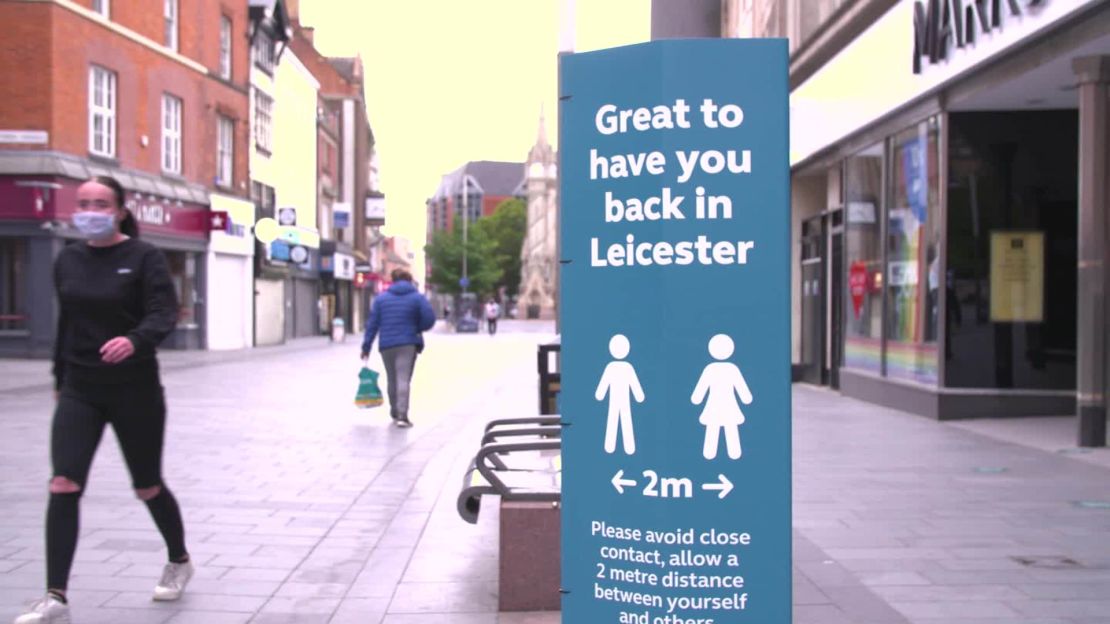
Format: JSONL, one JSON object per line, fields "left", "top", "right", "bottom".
{"left": 354, "top": 366, "right": 384, "bottom": 409}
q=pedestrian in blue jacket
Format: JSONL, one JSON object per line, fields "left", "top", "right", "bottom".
{"left": 360, "top": 269, "right": 436, "bottom": 427}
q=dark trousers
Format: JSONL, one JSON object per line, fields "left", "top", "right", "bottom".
{"left": 487, "top": 318, "right": 498, "bottom": 335}
{"left": 381, "top": 345, "right": 418, "bottom": 421}
{"left": 47, "top": 378, "right": 186, "bottom": 590}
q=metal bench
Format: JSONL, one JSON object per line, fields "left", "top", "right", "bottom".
{"left": 456, "top": 423, "right": 562, "bottom": 524}
{"left": 456, "top": 417, "right": 563, "bottom": 612}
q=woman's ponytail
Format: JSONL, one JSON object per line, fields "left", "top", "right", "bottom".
{"left": 119, "top": 209, "right": 140, "bottom": 238}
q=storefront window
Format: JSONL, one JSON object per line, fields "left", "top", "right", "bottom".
{"left": 946, "top": 111, "right": 1077, "bottom": 390}
{"left": 843, "top": 143, "right": 884, "bottom": 373}
{"left": 0, "top": 239, "right": 27, "bottom": 332}
{"left": 165, "top": 251, "right": 197, "bottom": 328}
{"left": 886, "top": 118, "right": 941, "bottom": 384}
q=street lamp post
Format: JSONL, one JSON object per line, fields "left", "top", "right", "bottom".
{"left": 461, "top": 173, "right": 469, "bottom": 294}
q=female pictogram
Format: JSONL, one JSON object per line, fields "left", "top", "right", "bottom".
{"left": 595, "top": 334, "right": 645, "bottom": 455}
{"left": 691, "top": 334, "right": 753, "bottom": 460}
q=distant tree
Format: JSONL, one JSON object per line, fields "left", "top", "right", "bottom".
{"left": 424, "top": 219, "right": 503, "bottom": 296}
{"left": 477, "top": 198, "right": 527, "bottom": 297}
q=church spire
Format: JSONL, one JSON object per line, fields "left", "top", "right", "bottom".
{"left": 536, "top": 104, "right": 549, "bottom": 148}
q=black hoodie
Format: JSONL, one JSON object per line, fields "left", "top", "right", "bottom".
{"left": 52, "top": 238, "right": 178, "bottom": 389}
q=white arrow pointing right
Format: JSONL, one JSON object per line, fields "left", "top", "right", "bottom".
{"left": 611, "top": 469, "right": 637, "bottom": 494}
{"left": 702, "top": 474, "right": 734, "bottom": 499}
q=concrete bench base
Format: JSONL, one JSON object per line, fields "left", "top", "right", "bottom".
{"left": 499, "top": 500, "right": 561, "bottom": 611}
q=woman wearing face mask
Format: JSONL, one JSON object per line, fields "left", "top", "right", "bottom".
{"left": 14, "top": 177, "right": 193, "bottom": 624}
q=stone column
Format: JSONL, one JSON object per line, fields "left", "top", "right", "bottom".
{"left": 1073, "top": 56, "right": 1110, "bottom": 447}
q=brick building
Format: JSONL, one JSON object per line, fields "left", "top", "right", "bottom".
{"left": 0, "top": 0, "right": 253, "bottom": 355}
{"left": 425, "top": 161, "right": 525, "bottom": 240}
{"left": 287, "top": 17, "right": 383, "bottom": 333}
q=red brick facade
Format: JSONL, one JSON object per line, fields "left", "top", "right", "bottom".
{"left": 0, "top": 0, "right": 251, "bottom": 197}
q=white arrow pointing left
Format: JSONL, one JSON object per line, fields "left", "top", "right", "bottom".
{"left": 611, "top": 470, "right": 637, "bottom": 494}
{"left": 701, "top": 474, "right": 734, "bottom": 499}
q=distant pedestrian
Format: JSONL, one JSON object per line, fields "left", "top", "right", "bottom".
{"left": 485, "top": 299, "right": 501, "bottom": 335}
{"left": 15, "top": 177, "right": 193, "bottom": 624}
{"left": 361, "top": 269, "right": 436, "bottom": 428}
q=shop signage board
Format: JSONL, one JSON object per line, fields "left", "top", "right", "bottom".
{"left": 278, "top": 206, "right": 297, "bottom": 226}
{"left": 560, "top": 39, "right": 791, "bottom": 623}
{"left": 0, "top": 130, "right": 48, "bottom": 144}
{"left": 334, "top": 202, "right": 352, "bottom": 229}
{"left": 912, "top": 0, "right": 1046, "bottom": 73}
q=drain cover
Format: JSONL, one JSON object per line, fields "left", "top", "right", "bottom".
{"left": 1012, "top": 555, "right": 1081, "bottom": 569}
{"left": 973, "top": 466, "right": 1008, "bottom": 474}
{"left": 1057, "top": 448, "right": 1093, "bottom": 455}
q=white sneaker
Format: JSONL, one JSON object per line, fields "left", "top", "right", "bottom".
{"left": 152, "top": 560, "right": 194, "bottom": 601}
{"left": 13, "top": 595, "right": 70, "bottom": 624}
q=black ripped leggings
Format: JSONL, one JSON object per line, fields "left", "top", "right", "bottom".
{"left": 48, "top": 378, "right": 188, "bottom": 591}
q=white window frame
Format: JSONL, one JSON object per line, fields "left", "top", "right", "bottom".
{"left": 92, "top": 0, "right": 109, "bottom": 18}
{"left": 161, "top": 94, "right": 182, "bottom": 175}
{"left": 254, "top": 91, "right": 273, "bottom": 153}
{"left": 216, "top": 115, "right": 234, "bottom": 187}
{"left": 164, "top": 0, "right": 178, "bottom": 51}
{"left": 88, "top": 65, "right": 116, "bottom": 158}
{"left": 253, "top": 30, "right": 275, "bottom": 74}
{"left": 219, "top": 16, "right": 232, "bottom": 80}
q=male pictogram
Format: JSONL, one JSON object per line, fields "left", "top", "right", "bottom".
{"left": 595, "top": 334, "right": 645, "bottom": 455}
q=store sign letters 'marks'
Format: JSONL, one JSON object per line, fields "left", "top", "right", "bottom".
{"left": 913, "top": 0, "right": 1044, "bottom": 74}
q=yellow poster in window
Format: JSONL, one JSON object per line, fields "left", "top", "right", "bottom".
{"left": 990, "top": 231, "right": 1044, "bottom": 322}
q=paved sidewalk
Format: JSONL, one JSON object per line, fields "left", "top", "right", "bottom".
{"left": 1, "top": 329, "right": 1108, "bottom": 623}
{"left": 0, "top": 329, "right": 556, "bottom": 623}
{"left": 793, "top": 385, "right": 1110, "bottom": 624}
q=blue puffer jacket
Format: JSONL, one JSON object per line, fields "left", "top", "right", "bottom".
{"left": 361, "top": 281, "right": 437, "bottom": 354}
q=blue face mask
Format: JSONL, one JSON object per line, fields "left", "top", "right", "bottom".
{"left": 72, "top": 212, "right": 117, "bottom": 240}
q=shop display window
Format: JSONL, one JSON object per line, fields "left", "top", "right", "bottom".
{"left": 886, "top": 118, "right": 941, "bottom": 384}
{"left": 165, "top": 251, "right": 198, "bottom": 329}
{"left": 843, "top": 142, "right": 884, "bottom": 374}
{"left": 945, "top": 111, "right": 1077, "bottom": 390}
{"left": 841, "top": 117, "right": 942, "bottom": 385}
{"left": 0, "top": 239, "right": 26, "bottom": 332}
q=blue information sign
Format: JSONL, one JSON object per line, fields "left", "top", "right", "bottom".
{"left": 560, "top": 40, "right": 791, "bottom": 623}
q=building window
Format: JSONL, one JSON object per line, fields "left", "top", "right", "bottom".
{"left": 843, "top": 142, "right": 884, "bottom": 374}
{"left": 252, "top": 181, "right": 275, "bottom": 218}
{"left": 219, "top": 16, "right": 232, "bottom": 80}
{"left": 0, "top": 239, "right": 26, "bottom": 333}
{"left": 164, "top": 0, "right": 178, "bottom": 51}
{"left": 841, "top": 118, "right": 943, "bottom": 386}
{"left": 88, "top": 65, "right": 116, "bottom": 158}
{"left": 216, "top": 115, "right": 234, "bottom": 187}
{"left": 253, "top": 30, "right": 275, "bottom": 74}
{"left": 946, "top": 111, "right": 1077, "bottom": 391}
{"left": 886, "top": 117, "right": 941, "bottom": 385}
{"left": 161, "top": 94, "right": 182, "bottom": 175}
{"left": 165, "top": 252, "right": 197, "bottom": 328}
{"left": 92, "top": 0, "right": 109, "bottom": 18}
{"left": 254, "top": 91, "right": 273, "bottom": 153}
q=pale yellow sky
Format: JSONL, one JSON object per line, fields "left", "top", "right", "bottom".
{"left": 298, "top": 0, "right": 650, "bottom": 278}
